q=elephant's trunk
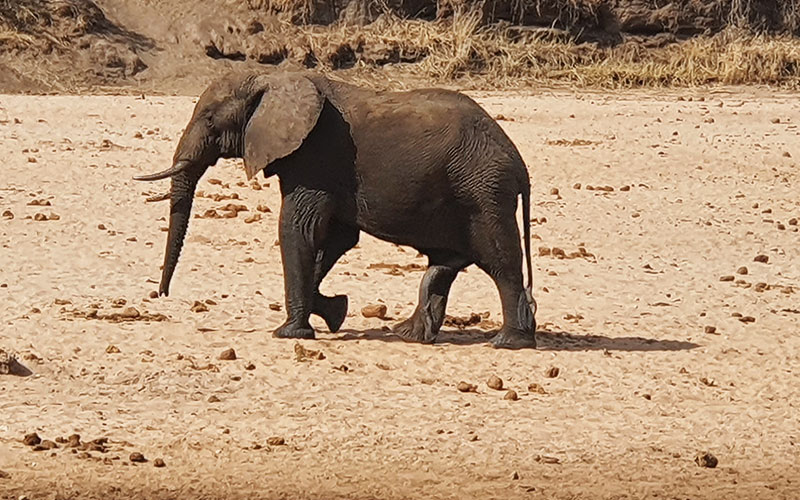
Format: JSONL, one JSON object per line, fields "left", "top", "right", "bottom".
{"left": 159, "top": 164, "right": 206, "bottom": 296}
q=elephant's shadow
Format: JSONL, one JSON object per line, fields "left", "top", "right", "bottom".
{"left": 334, "top": 328, "right": 698, "bottom": 352}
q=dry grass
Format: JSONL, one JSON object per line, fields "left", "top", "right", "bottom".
{"left": 289, "top": 9, "right": 800, "bottom": 88}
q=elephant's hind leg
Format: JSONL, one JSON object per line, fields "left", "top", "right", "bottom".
{"left": 394, "top": 253, "right": 466, "bottom": 343}
{"left": 311, "top": 221, "right": 359, "bottom": 333}
{"left": 471, "top": 217, "right": 536, "bottom": 349}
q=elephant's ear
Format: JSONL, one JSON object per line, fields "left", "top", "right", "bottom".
{"left": 243, "top": 74, "right": 325, "bottom": 179}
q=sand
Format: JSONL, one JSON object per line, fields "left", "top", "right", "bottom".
{"left": 1, "top": 87, "right": 799, "bottom": 499}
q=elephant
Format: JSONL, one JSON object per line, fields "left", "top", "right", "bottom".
{"left": 134, "top": 70, "right": 537, "bottom": 349}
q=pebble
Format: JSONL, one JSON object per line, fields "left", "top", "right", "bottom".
{"left": 754, "top": 254, "right": 769, "bottom": 263}
{"left": 149, "top": 291, "right": 159, "bottom": 299}
{"left": 191, "top": 301, "right": 209, "bottom": 313}
{"left": 153, "top": 458, "right": 166, "bottom": 468}
{"left": 129, "top": 452, "right": 147, "bottom": 463}
{"left": 545, "top": 367, "right": 560, "bottom": 378}
{"left": 245, "top": 362, "right": 256, "bottom": 370}
{"left": 457, "top": 381, "right": 477, "bottom": 393}
{"left": 528, "top": 383, "right": 547, "bottom": 394}
{"left": 695, "top": 451, "right": 718, "bottom": 468}
{"left": 106, "top": 345, "right": 120, "bottom": 354}
{"left": 487, "top": 375, "right": 504, "bottom": 390}
{"left": 719, "top": 275, "right": 734, "bottom": 282}
{"left": 219, "top": 348, "right": 237, "bottom": 361}
{"left": 504, "top": 390, "right": 519, "bottom": 401}
{"left": 704, "top": 326, "right": 717, "bottom": 334}
{"left": 361, "top": 304, "right": 388, "bottom": 319}
{"left": 23, "top": 433, "right": 41, "bottom": 446}
{"left": 736, "top": 267, "right": 748, "bottom": 275}
{"left": 266, "top": 436, "right": 285, "bottom": 446}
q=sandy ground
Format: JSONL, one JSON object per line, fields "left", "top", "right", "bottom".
{"left": 1, "top": 86, "right": 800, "bottom": 499}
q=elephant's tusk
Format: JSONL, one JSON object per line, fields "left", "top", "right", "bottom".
{"left": 133, "top": 160, "right": 191, "bottom": 181}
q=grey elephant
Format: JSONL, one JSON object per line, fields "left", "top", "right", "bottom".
{"left": 135, "top": 71, "right": 537, "bottom": 349}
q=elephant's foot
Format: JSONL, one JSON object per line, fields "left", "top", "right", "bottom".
{"left": 273, "top": 320, "right": 316, "bottom": 339}
{"left": 392, "top": 307, "right": 438, "bottom": 344}
{"left": 312, "top": 294, "right": 348, "bottom": 333}
{"left": 490, "top": 327, "right": 536, "bottom": 350}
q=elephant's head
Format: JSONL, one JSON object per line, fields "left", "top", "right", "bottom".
{"left": 134, "top": 72, "right": 326, "bottom": 296}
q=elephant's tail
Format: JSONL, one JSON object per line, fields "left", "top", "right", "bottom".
{"left": 520, "top": 177, "right": 535, "bottom": 308}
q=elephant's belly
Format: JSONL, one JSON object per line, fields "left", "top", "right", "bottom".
{"left": 353, "top": 190, "right": 470, "bottom": 252}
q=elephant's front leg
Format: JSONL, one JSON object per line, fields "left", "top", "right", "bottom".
{"left": 273, "top": 191, "right": 332, "bottom": 340}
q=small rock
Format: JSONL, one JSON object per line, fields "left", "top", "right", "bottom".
{"left": 207, "top": 395, "right": 220, "bottom": 403}
{"left": 719, "top": 275, "right": 735, "bottom": 282}
{"left": 549, "top": 187, "right": 559, "bottom": 196}
{"left": 695, "top": 451, "right": 718, "bottom": 468}
{"left": 457, "top": 381, "right": 477, "bottom": 393}
{"left": 572, "top": 183, "right": 581, "bottom": 189}
{"left": 0, "top": 470, "right": 8, "bottom": 479}
{"left": 789, "top": 218, "right": 798, "bottom": 226}
{"left": 256, "top": 204, "right": 271, "bottom": 213}
{"left": 120, "top": 307, "right": 140, "bottom": 319}
{"left": 511, "top": 471, "right": 520, "bottom": 480}
{"left": 545, "top": 367, "right": 560, "bottom": 378}
{"left": 106, "top": 345, "right": 120, "bottom": 354}
{"left": 2, "top": 210, "right": 13, "bottom": 219}
{"left": 129, "top": 452, "right": 147, "bottom": 463}
{"left": 777, "top": 223, "right": 786, "bottom": 230}
{"left": 244, "top": 213, "right": 262, "bottom": 224}
{"left": 266, "top": 436, "right": 285, "bottom": 446}
{"left": 269, "top": 302, "right": 281, "bottom": 311}
{"left": 771, "top": 117, "right": 781, "bottom": 124}
{"left": 487, "top": 375, "right": 503, "bottom": 390}
{"left": 642, "top": 393, "right": 652, "bottom": 400}
{"left": 528, "top": 383, "right": 547, "bottom": 394}
{"left": 148, "top": 291, "right": 159, "bottom": 299}
{"left": 219, "top": 348, "right": 237, "bottom": 361}
{"left": 504, "top": 390, "right": 519, "bottom": 401}
{"left": 782, "top": 151, "right": 791, "bottom": 158}
{"left": 361, "top": 303, "right": 388, "bottom": 319}
{"left": 736, "top": 267, "right": 748, "bottom": 275}
{"left": 620, "top": 185, "right": 631, "bottom": 191}
{"left": 40, "top": 440, "right": 58, "bottom": 450}
{"left": 245, "top": 362, "right": 256, "bottom": 370}
{"left": 23, "top": 433, "right": 41, "bottom": 446}
{"left": 153, "top": 458, "right": 166, "bottom": 468}
{"left": 67, "top": 434, "right": 81, "bottom": 448}
{"left": 704, "top": 326, "right": 717, "bottom": 334}
{"left": 739, "top": 316, "right": 756, "bottom": 323}
{"left": 754, "top": 254, "right": 769, "bottom": 264}
{"left": 190, "top": 300, "right": 209, "bottom": 313}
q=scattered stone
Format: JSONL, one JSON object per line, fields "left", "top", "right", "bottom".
{"left": 120, "top": 307, "right": 140, "bottom": 319}
{"left": 207, "top": 395, "right": 221, "bottom": 403}
{"left": 549, "top": 187, "right": 559, "bottom": 196}
{"left": 719, "top": 275, "right": 735, "bottom": 282}
{"left": 361, "top": 303, "right": 388, "bottom": 319}
{"left": 736, "top": 267, "right": 748, "bottom": 275}
{"left": 2, "top": 210, "right": 13, "bottom": 220}
{"left": 245, "top": 362, "right": 256, "bottom": 370}
{"left": 294, "top": 342, "right": 324, "bottom": 361}
{"left": 457, "top": 381, "right": 478, "bottom": 393}
{"left": 739, "top": 316, "right": 756, "bottom": 323}
{"left": 23, "top": 433, "right": 41, "bottom": 446}
{"left": 695, "top": 451, "right": 718, "bottom": 468}
{"left": 149, "top": 291, "right": 159, "bottom": 299}
{"left": 699, "top": 377, "right": 716, "bottom": 387}
{"left": 256, "top": 204, "right": 271, "bottom": 213}
{"left": 269, "top": 302, "right": 281, "bottom": 311}
{"left": 129, "top": 452, "right": 147, "bottom": 463}
{"left": 572, "top": 183, "right": 581, "bottom": 189}
{"left": 642, "top": 393, "right": 652, "bottom": 400}
{"left": 512, "top": 471, "right": 520, "bottom": 480}
{"left": 620, "top": 185, "right": 631, "bottom": 191}
{"left": 754, "top": 254, "right": 769, "bottom": 264}
{"left": 153, "top": 458, "right": 166, "bottom": 468}
{"left": 789, "top": 218, "right": 798, "bottom": 226}
{"left": 266, "top": 436, "right": 285, "bottom": 446}
{"left": 67, "top": 434, "right": 81, "bottom": 448}
{"left": 106, "top": 345, "right": 120, "bottom": 354}
{"left": 191, "top": 301, "right": 209, "bottom": 313}
{"left": 777, "top": 223, "right": 786, "bottom": 230}
{"left": 487, "top": 375, "right": 504, "bottom": 390}
{"left": 528, "top": 383, "right": 547, "bottom": 394}
{"left": 771, "top": 117, "right": 781, "bottom": 124}
{"left": 219, "top": 348, "right": 237, "bottom": 361}
{"left": 504, "top": 390, "right": 519, "bottom": 401}
{"left": 704, "top": 326, "right": 717, "bottom": 334}
{"left": 244, "top": 213, "right": 262, "bottom": 224}
{"left": 545, "top": 367, "right": 560, "bottom": 378}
